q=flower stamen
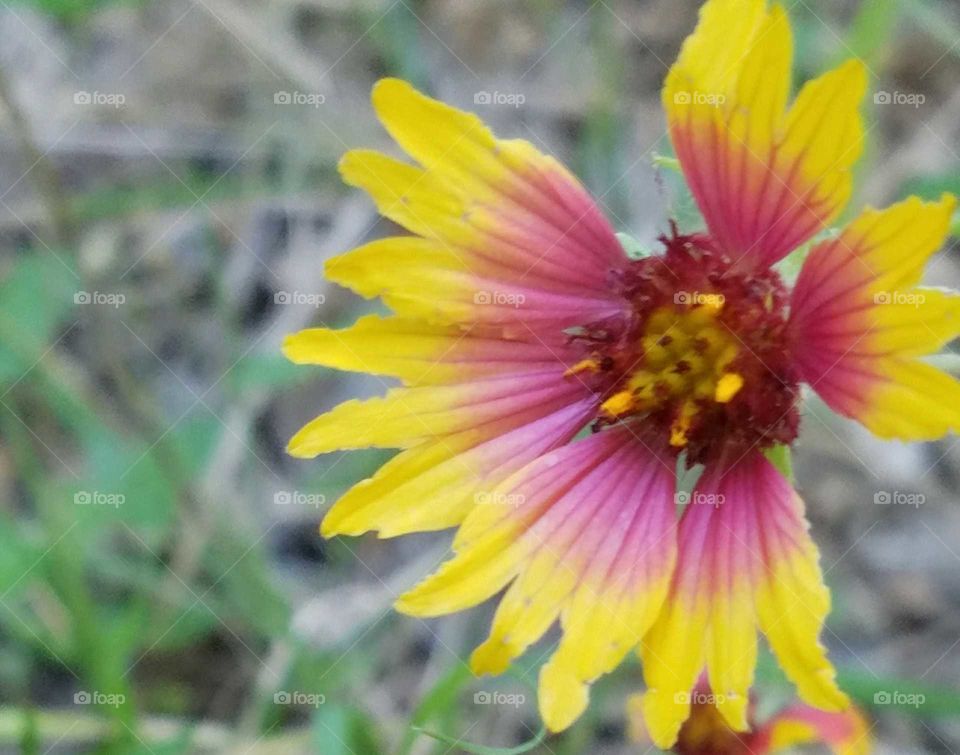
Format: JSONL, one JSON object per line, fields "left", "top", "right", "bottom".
{"left": 599, "top": 304, "right": 742, "bottom": 449}
{"left": 571, "top": 230, "right": 800, "bottom": 464}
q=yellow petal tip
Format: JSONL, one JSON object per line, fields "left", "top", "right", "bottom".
{"left": 393, "top": 595, "right": 416, "bottom": 615}
{"left": 638, "top": 690, "right": 686, "bottom": 750}
{"left": 285, "top": 438, "right": 315, "bottom": 459}
{"left": 538, "top": 660, "right": 589, "bottom": 732}
{"left": 281, "top": 332, "right": 314, "bottom": 364}
{"left": 393, "top": 584, "right": 435, "bottom": 617}
{"left": 837, "top": 57, "right": 869, "bottom": 96}
{"left": 801, "top": 678, "right": 849, "bottom": 713}
{"left": 470, "top": 639, "right": 512, "bottom": 676}
{"left": 319, "top": 513, "right": 345, "bottom": 539}
{"left": 371, "top": 76, "right": 411, "bottom": 105}
{"left": 715, "top": 693, "right": 750, "bottom": 733}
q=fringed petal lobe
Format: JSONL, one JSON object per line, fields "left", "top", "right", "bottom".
{"left": 639, "top": 451, "right": 846, "bottom": 749}
{"left": 332, "top": 80, "right": 627, "bottom": 329}
{"left": 287, "top": 369, "right": 585, "bottom": 457}
{"left": 664, "top": 0, "right": 866, "bottom": 267}
{"left": 396, "top": 428, "right": 677, "bottom": 733}
{"left": 320, "top": 399, "right": 595, "bottom": 538}
{"left": 283, "top": 314, "right": 564, "bottom": 387}
{"left": 789, "top": 194, "right": 960, "bottom": 440}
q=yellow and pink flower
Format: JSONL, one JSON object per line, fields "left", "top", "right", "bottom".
{"left": 284, "top": 0, "right": 958, "bottom": 746}
{"left": 627, "top": 677, "right": 872, "bottom": 754}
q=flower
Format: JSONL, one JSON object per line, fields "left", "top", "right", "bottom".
{"left": 627, "top": 676, "right": 872, "bottom": 754}
{"left": 284, "top": 0, "right": 958, "bottom": 746}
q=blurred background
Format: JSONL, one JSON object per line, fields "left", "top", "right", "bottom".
{"left": 0, "top": 0, "right": 958, "bottom": 752}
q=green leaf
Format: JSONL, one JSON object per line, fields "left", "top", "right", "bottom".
{"left": 653, "top": 151, "right": 704, "bottom": 232}
{"left": 651, "top": 153, "right": 681, "bottom": 173}
{"left": 844, "top": 0, "right": 900, "bottom": 70}
{"left": 124, "top": 728, "right": 194, "bottom": 755}
{"left": 0, "top": 525, "right": 42, "bottom": 598}
{"left": 76, "top": 425, "right": 177, "bottom": 530}
{"left": 396, "top": 662, "right": 473, "bottom": 755}
{"left": 615, "top": 232, "right": 651, "bottom": 260}
{"left": 205, "top": 531, "right": 290, "bottom": 636}
{"left": 143, "top": 605, "right": 219, "bottom": 654}
{"left": 367, "top": 3, "right": 431, "bottom": 90}
{"left": 763, "top": 445, "right": 794, "bottom": 483}
{"left": 412, "top": 724, "right": 547, "bottom": 755}
{"left": 757, "top": 654, "right": 960, "bottom": 719}
{"left": 8, "top": 0, "right": 146, "bottom": 22}
{"left": 775, "top": 240, "right": 815, "bottom": 285}
{"left": 902, "top": 173, "right": 960, "bottom": 205}
{"left": 72, "top": 172, "right": 249, "bottom": 222}
{"left": 169, "top": 416, "right": 220, "bottom": 479}
{"left": 312, "top": 704, "right": 384, "bottom": 755}
{"left": 0, "top": 254, "right": 78, "bottom": 383}
{"left": 226, "top": 354, "right": 311, "bottom": 394}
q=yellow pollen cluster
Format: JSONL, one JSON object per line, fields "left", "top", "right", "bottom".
{"left": 600, "top": 303, "right": 743, "bottom": 447}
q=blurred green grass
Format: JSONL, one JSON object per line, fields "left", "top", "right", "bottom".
{"left": 0, "top": 1, "right": 959, "bottom": 753}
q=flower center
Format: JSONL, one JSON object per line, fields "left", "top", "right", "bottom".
{"left": 597, "top": 302, "right": 744, "bottom": 448}
{"left": 568, "top": 228, "right": 801, "bottom": 466}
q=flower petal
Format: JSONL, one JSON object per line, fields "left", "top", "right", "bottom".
{"left": 283, "top": 315, "right": 564, "bottom": 386}
{"left": 665, "top": 0, "right": 866, "bottom": 267}
{"left": 396, "top": 428, "right": 676, "bottom": 732}
{"left": 754, "top": 702, "right": 872, "bottom": 755}
{"left": 291, "top": 369, "right": 587, "bottom": 456}
{"left": 639, "top": 451, "right": 846, "bottom": 749}
{"left": 370, "top": 78, "right": 624, "bottom": 271}
{"left": 332, "top": 79, "right": 627, "bottom": 329}
{"left": 320, "top": 399, "right": 595, "bottom": 538}
{"left": 627, "top": 677, "right": 753, "bottom": 752}
{"left": 789, "top": 194, "right": 960, "bottom": 440}
{"left": 537, "top": 466, "right": 676, "bottom": 731}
